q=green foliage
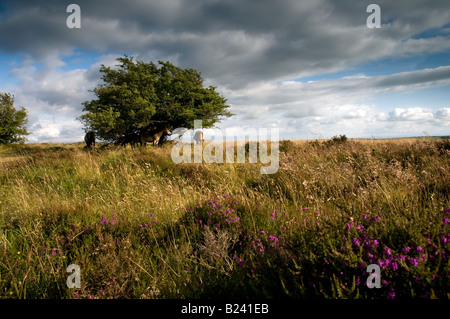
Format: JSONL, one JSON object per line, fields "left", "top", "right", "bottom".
{"left": 80, "top": 56, "right": 232, "bottom": 142}
{"left": 0, "top": 93, "right": 30, "bottom": 144}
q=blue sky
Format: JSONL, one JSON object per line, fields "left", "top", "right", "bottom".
{"left": 0, "top": 0, "right": 449, "bottom": 142}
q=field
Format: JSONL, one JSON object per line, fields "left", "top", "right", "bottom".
{"left": 0, "top": 137, "right": 449, "bottom": 299}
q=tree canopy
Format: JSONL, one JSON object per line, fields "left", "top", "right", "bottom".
{"left": 80, "top": 55, "right": 232, "bottom": 142}
{"left": 0, "top": 92, "right": 30, "bottom": 144}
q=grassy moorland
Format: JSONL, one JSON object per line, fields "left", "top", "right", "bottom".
{"left": 0, "top": 138, "right": 449, "bottom": 299}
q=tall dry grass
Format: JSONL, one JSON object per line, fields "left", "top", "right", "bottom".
{"left": 0, "top": 138, "right": 449, "bottom": 298}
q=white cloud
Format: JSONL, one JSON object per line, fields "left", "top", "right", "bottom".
{"left": 8, "top": 55, "right": 121, "bottom": 143}
{"left": 27, "top": 119, "right": 84, "bottom": 143}
{"left": 435, "top": 108, "right": 450, "bottom": 120}
{"left": 387, "top": 107, "right": 435, "bottom": 121}
{"left": 222, "top": 66, "right": 450, "bottom": 122}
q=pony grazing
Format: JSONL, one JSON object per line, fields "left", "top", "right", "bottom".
{"left": 140, "top": 125, "right": 172, "bottom": 146}
{"left": 84, "top": 131, "right": 95, "bottom": 149}
{"left": 193, "top": 130, "right": 204, "bottom": 145}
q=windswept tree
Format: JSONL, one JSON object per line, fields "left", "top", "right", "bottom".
{"left": 0, "top": 93, "right": 30, "bottom": 144}
{"left": 79, "top": 55, "right": 232, "bottom": 143}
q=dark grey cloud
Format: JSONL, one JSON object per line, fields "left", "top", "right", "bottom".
{"left": 375, "top": 65, "right": 450, "bottom": 88}
{"left": 1, "top": 0, "right": 450, "bottom": 142}
{"left": 1, "top": 0, "right": 450, "bottom": 89}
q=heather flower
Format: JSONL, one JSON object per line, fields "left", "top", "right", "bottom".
{"left": 385, "top": 248, "right": 392, "bottom": 256}
{"left": 409, "top": 257, "right": 419, "bottom": 266}
{"left": 387, "top": 290, "right": 396, "bottom": 300}
{"left": 364, "top": 241, "right": 372, "bottom": 250}
{"left": 268, "top": 235, "right": 279, "bottom": 244}
{"left": 352, "top": 238, "right": 360, "bottom": 246}
{"left": 373, "top": 216, "right": 380, "bottom": 222}
{"left": 373, "top": 239, "right": 379, "bottom": 247}
{"left": 442, "top": 217, "right": 450, "bottom": 224}
{"left": 417, "top": 246, "right": 424, "bottom": 253}
{"left": 380, "top": 259, "right": 391, "bottom": 268}
{"left": 391, "top": 261, "right": 399, "bottom": 271}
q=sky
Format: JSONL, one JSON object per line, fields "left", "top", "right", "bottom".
{"left": 0, "top": 0, "right": 449, "bottom": 143}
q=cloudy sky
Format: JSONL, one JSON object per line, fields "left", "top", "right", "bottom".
{"left": 0, "top": 0, "right": 449, "bottom": 142}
